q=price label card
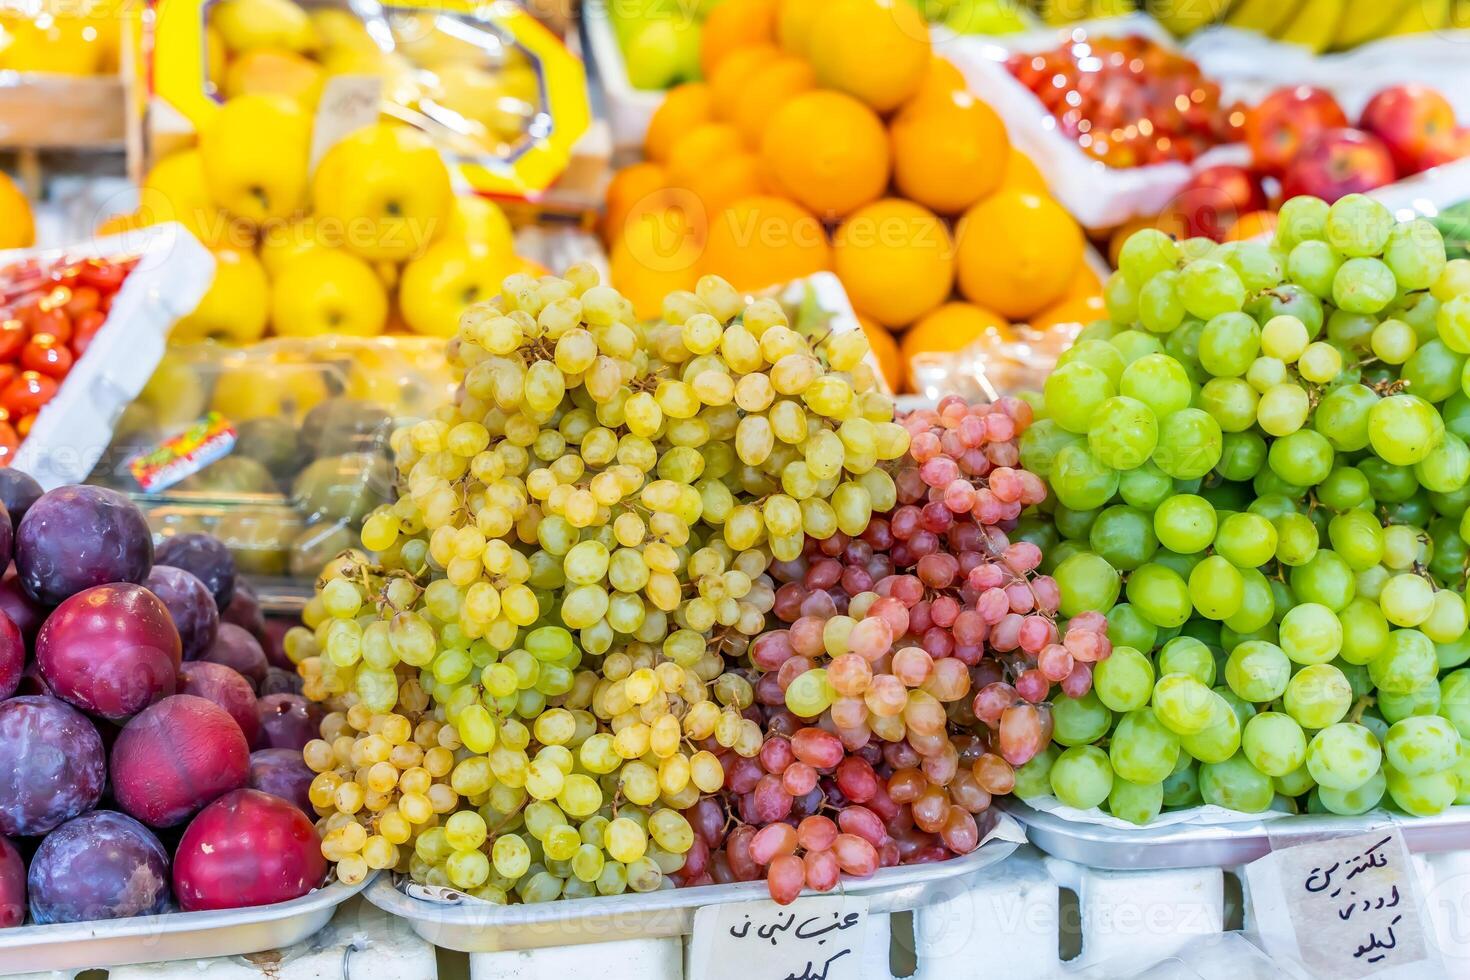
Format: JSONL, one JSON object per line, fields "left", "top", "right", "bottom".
{"left": 1244, "top": 827, "right": 1443, "bottom": 980}
{"left": 311, "top": 74, "right": 384, "bottom": 171}
{"left": 689, "top": 896, "right": 869, "bottom": 980}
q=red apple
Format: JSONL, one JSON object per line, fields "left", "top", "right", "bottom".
{"left": 111, "top": 694, "right": 250, "bottom": 827}
{"left": 1246, "top": 86, "right": 1349, "bottom": 175}
{"left": 1281, "top": 129, "right": 1397, "bottom": 204}
{"left": 1165, "top": 165, "right": 1268, "bottom": 241}
{"left": 1360, "top": 84, "right": 1458, "bottom": 176}
{"left": 173, "top": 789, "right": 325, "bottom": 911}
{"left": 1416, "top": 127, "right": 1470, "bottom": 172}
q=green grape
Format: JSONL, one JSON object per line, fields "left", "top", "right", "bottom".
{"left": 1269, "top": 512, "right": 1317, "bottom": 568}
{"left": 1179, "top": 698, "right": 1241, "bottom": 764}
{"left": 1275, "top": 764, "right": 1317, "bottom": 797}
{"left": 1019, "top": 418, "right": 1083, "bottom": 479}
{"left": 1332, "top": 257, "right": 1397, "bottom": 314}
{"left": 1277, "top": 603, "right": 1344, "bottom": 665}
{"left": 1104, "top": 271, "right": 1140, "bottom": 323}
{"left": 1328, "top": 510, "right": 1383, "bottom": 572}
{"left": 1284, "top": 663, "right": 1353, "bottom": 729}
{"left": 1089, "top": 506, "right": 1158, "bottom": 570}
{"left": 1325, "top": 193, "right": 1393, "bottom": 257}
{"left": 1247, "top": 283, "right": 1324, "bottom": 338}
{"left": 1276, "top": 195, "right": 1330, "bottom": 250}
{"left": 1158, "top": 636, "right": 1214, "bottom": 685}
{"left": 1197, "top": 313, "right": 1260, "bottom": 378}
{"left": 1416, "top": 432, "right": 1470, "bottom": 493}
{"left": 1221, "top": 241, "right": 1283, "bottom": 292}
{"left": 1152, "top": 408, "right": 1223, "bottom": 480}
{"left": 1443, "top": 293, "right": 1470, "bottom": 353}
{"left": 1055, "top": 551, "right": 1122, "bottom": 617}
{"left": 1369, "top": 394, "right": 1446, "bottom": 467}
{"left": 1199, "top": 753, "right": 1273, "bottom": 812}
{"left": 1178, "top": 259, "right": 1246, "bottom": 319}
{"left": 1313, "top": 383, "right": 1376, "bottom": 452}
{"left": 1119, "top": 353, "right": 1193, "bottom": 418}
{"left": 1109, "top": 708, "right": 1180, "bottom": 783}
{"left": 1289, "top": 550, "right": 1356, "bottom": 611}
{"left": 1379, "top": 573, "right": 1436, "bottom": 627}
{"left": 1188, "top": 555, "right": 1244, "bottom": 621}
{"left": 1059, "top": 339, "right": 1127, "bottom": 386}
{"left": 1439, "top": 670, "right": 1470, "bottom": 737}
{"left": 1285, "top": 240, "right": 1342, "bottom": 299}
{"left": 1403, "top": 339, "right": 1466, "bottom": 403}
{"left": 1379, "top": 679, "right": 1441, "bottom": 723}
{"left": 1383, "top": 715, "right": 1461, "bottom": 775}
{"left": 1163, "top": 758, "right": 1203, "bottom": 807}
{"left": 1217, "top": 431, "right": 1267, "bottom": 481}
{"left": 1200, "top": 378, "right": 1260, "bottom": 433}
{"left": 1153, "top": 494, "right": 1217, "bottom": 553}
{"left": 1108, "top": 778, "right": 1164, "bottom": 825}
{"left": 1371, "top": 318, "right": 1419, "bottom": 364}
{"left": 1049, "top": 745, "right": 1115, "bottom": 809}
{"left": 1382, "top": 219, "right": 1446, "bottom": 291}
{"left": 1243, "top": 712, "right": 1307, "bottom": 777}
{"left": 1094, "top": 645, "right": 1155, "bottom": 712}
{"left": 1051, "top": 690, "right": 1114, "bottom": 746}
{"left": 1054, "top": 504, "right": 1100, "bottom": 540}
{"left": 1045, "top": 361, "right": 1117, "bottom": 434}
{"left": 1224, "top": 568, "right": 1275, "bottom": 634}
{"left": 1138, "top": 270, "right": 1186, "bottom": 333}
{"left": 1014, "top": 744, "right": 1060, "bottom": 799}
{"left": 1385, "top": 767, "right": 1458, "bottom": 816}
{"left": 1213, "top": 512, "right": 1277, "bottom": 568}
{"left": 1268, "top": 429, "right": 1335, "bottom": 487}
{"left": 1119, "top": 228, "right": 1182, "bottom": 284}
{"left": 1225, "top": 640, "right": 1292, "bottom": 702}
{"left": 1088, "top": 396, "right": 1159, "bottom": 470}
{"left": 1106, "top": 605, "right": 1159, "bottom": 653}
{"left": 1257, "top": 383, "right": 1311, "bottom": 437}
{"left": 1118, "top": 460, "right": 1175, "bottom": 510}
{"left": 1317, "top": 769, "right": 1387, "bottom": 815}
{"left": 1305, "top": 723, "right": 1382, "bottom": 791}
{"left": 1051, "top": 443, "right": 1120, "bottom": 511}
{"left": 1110, "top": 330, "right": 1166, "bottom": 363}
{"left": 1125, "top": 562, "right": 1192, "bottom": 628}
{"left": 1152, "top": 673, "right": 1219, "bottom": 736}
{"left": 1334, "top": 599, "right": 1389, "bottom": 668}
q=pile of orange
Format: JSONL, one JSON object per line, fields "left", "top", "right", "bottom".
{"left": 600, "top": 0, "right": 1102, "bottom": 392}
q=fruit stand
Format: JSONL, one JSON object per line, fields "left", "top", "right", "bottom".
{"left": 7, "top": 2, "right": 1470, "bottom": 979}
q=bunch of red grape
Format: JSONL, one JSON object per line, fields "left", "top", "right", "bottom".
{"left": 679, "top": 396, "right": 1104, "bottom": 902}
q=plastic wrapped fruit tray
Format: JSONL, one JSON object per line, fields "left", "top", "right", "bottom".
{"left": 362, "top": 814, "right": 1024, "bottom": 953}
{"left": 1004, "top": 799, "right": 1470, "bottom": 870}
{"left": 0, "top": 873, "right": 373, "bottom": 973}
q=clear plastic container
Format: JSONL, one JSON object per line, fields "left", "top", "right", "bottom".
{"left": 86, "top": 335, "right": 451, "bottom": 587}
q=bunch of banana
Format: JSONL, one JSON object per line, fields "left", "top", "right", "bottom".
{"left": 1146, "top": 0, "right": 1470, "bottom": 51}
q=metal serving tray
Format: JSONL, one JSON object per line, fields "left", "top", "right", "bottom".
{"left": 364, "top": 816, "right": 1025, "bottom": 953}
{"left": 1004, "top": 800, "right": 1470, "bottom": 870}
{"left": 0, "top": 874, "right": 374, "bottom": 974}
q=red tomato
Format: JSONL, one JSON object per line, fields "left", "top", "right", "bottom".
{"left": 63, "top": 286, "right": 99, "bottom": 319}
{"left": 1, "top": 371, "right": 57, "bottom": 418}
{"left": 71, "top": 310, "right": 106, "bottom": 357}
{"left": 77, "top": 261, "right": 128, "bottom": 292}
{"left": 14, "top": 414, "right": 35, "bottom": 438}
{"left": 0, "top": 319, "right": 25, "bottom": 362}
{"left": 29, "top": 308, "right": 70, "bottom": 345}
{"left": 21, "top": 337, "right": 72, "bottom": 379}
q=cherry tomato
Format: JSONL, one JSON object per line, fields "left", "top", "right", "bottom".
{"left": 0, "top": 366, "right": 18, "bottom": 394}
{"left": 0, "top": 420, "right": 18, "bottom": 463}
{"left": 71, "top": 310, "right": 107, "bottom": 357}
{"left": 14, "top": 414, "right": 35, "bottom": 439}
{"left": 0, "top": 319, "right": 25, "bottom": 362}
{"left": 29, "top": 308, "right": 71, "bottom": 345}
{"left": 21, "top": 337, "right": 72, "bottom": 380}
{"left": 63, "top": 286, "right": 99, "bottom": 319}
{"left": 78, "top": 261, "right": 128, "bottom": 291}
{"left": 2, "top": 371, "right": 58, "bottom": 418}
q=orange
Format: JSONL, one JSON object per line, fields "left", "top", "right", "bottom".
{"left": 710, "top": 44, "right": 779, "bottom": 119}
{"left": 668, "top": 122, "right": 745, "bottom": 188}
{"left": 95, "top": 209, "right": 147, "bottom": 237}
{"left": 1066, "top": 257, "right": 1102, "bottom": 298}
{"left": 1028, "top": 291, "right": 1107, "bottom": 332}
{"left": 686, "top": 152, "right": 765, "bottom": 215}
{"left": 645, "top": 83, "right": 714, "bottom": 164}
{"left": 808, "top": 0, "right": 930, "bottom": 113}
{"left": 761, "top": 90, "right": 890, "bottom": 220}
{"left": 0, "top": 173, "right": 34, "bottom": 250}
{"left": 908, "top": 56, "right": 968, "bottom": 111}
{"left": 611, "top": 204, "right": 705, "bottom": 320}
{"left": 733, "top": 55, "right": 816, "bottom": 146}
{"left": 890, "top": 90, "right": 1010, "bottom": 215}
{"left": 955, "top": 190, "right": 1083, "bottom": 319}
{"left": 1226, "top": 210, "right": 1279, "bottom": 242}
{"left": 700, "top": 195, "right": 830, "bottom": 292}
{"left": 1000, "top": 147, "right": 1047, "bottom": 194}
{"left": 856, "top": 313, "right": 902, "bottom": 393}
{"left": 833, "top": 198, "right": 954, "bottom": 328}
{"left": 699, "top": 0, "right": 777, "bottom": 77}
{"left": 603, "top": 161, "right": 669, "bottom": 241}
{"left": 901, "top": 301, "right": 1011, "bottom": 392}
{"left": 775, "top": 0, "right": 822, "bottom": 56}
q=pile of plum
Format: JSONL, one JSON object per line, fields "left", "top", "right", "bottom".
{"left": 0, "top": 476, "right": 326, "bottom": 927}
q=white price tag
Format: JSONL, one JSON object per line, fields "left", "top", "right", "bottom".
{"left": 1244, "top": 828, "right": 1444, "bottom": 980}
{"left": 689, "top": 896, "right": 869, "bottom": 980}
{"left": 310, "top": 74, "right": 383, "bottom": 171}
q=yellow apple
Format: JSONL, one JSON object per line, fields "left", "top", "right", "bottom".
{"left": 200, "top": 94, "right": 311, "bottom": 225}
{"left": 309, "top": 8, "right": 379, "bottom": 58}
{"left": 269, "top": 248, "right": 389, "bottom": 338}
{"left": 447, "top": 194, "right": 515, "bottom": 257}
{"left": 430, "top": 63, "right": 533, "bottom": 143}
{"left": 223, "top": 48, "right": 324, "bottom": 107}
{"left": 210, "top": 0, "right": 317, "bottom": 54}
{"left": 206, "top": 24, "right": 227, "bottom": 81}
{"left": 256, "top": 215, "right": 331, "bottom": 276}
{"left": 392, "top": 14, "right": 483, "bottom": 67}
{"left": 312, "top": 123, "right": 452, "bottom": 262}
{"left": 172, "top": 246, "right": 271, "bottom": 344}
{"left": 138, "top": 353, "right": 208, "bottom": 430}
{"left": 0, "top": 17, "right": 104, "bottom": 74}
{"left": 141, "top": 149, "right": 241, "bottom": 246}
{"left": 211, "top": 364, "right": 329, "bottom": 422}
{"left": 398, "top": 238, "right": 517, "bottom": 338}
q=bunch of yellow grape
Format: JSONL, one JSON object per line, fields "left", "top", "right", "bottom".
{"left": 287, "top": 265, "right": 905, "bottom": 901}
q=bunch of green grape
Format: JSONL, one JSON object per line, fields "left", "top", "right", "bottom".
{"left": 289, "top": 266, "right": 906, "bottom": 900}
{"left": 1014, "top": 194, "right": 1470, "bottom": 824}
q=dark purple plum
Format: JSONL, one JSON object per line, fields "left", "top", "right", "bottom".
{"left": 1, "top": 834, "right": 23, "bottom": 927}
{"left": 0, "top": 610, "right": 19, "bottom": 700}
{"left": 145, "top": 565, "right": 219, "bottom": 660}
{"left": 0, "top": 500, "right": 12, "bottom": 570}
{"left": 255, "top": 693, "right": 318, "bottom": 751}
{"left": 0, "top": 468, "right": 42, "bottom": 529}
{"left": 0, "top": 569, "right": 49, "bottom": 644}
{"left": 200, "top": 623, "right": 268, "bottom": 690}
{"left": 261, "top": 666, "right": 302, "bottom": 697}
{"left": 156, "top": 533, "right": 236, "bottom": 611}
{"left": 248, "top": 748, "right": 313, "bottom": 814}
{"left": 111, "top": 695, "right": 250, "bottom": 828}
{"left": 220, "top": 579, "right": 264, "bottom": 640}
{"left": 37, "top": 583, "right": 181, "bottom": 722}
{"left": 0, "top": 696, "right": 106, "bottom": 836}
{"left": 262, "top": 616, "right": 293, "bottom": 670}
{"left": 178, "top": 661, "right": 260, "bottom": 747}
{"left": 15, "top": 486, "right": 153, "bottom": 606}
{"left": 27, "top": 811, "right": 170, "bottom": 924}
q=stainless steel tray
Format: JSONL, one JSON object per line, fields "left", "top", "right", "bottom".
{"left": 0, "top": 874, "right": 374, "bottom": 973}
{"left": 1004, "top": 800, "right": 1470, "bottom": 869}
{"left": 364, "top": 816, "right": 1025, "bottom": 953}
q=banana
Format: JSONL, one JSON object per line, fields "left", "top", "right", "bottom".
{"left": 1274, "top": 0, "right": 1345, "bottom": 51}
{"left": 1147, "top": 0, "right": 1231, "bottom": 34}
{"left": 1330, "top": 0, "right": 1413, "bottom": 48}
{"left": 1383, "top": 0, "right": 1452, "bottom": 34}
{"left": 1225, "top": 0, "right": 1304, "bottom": 35}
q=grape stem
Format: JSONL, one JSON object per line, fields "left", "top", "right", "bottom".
{"left": 1348, "top": 694, "right": 1375, "bottom": 725}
